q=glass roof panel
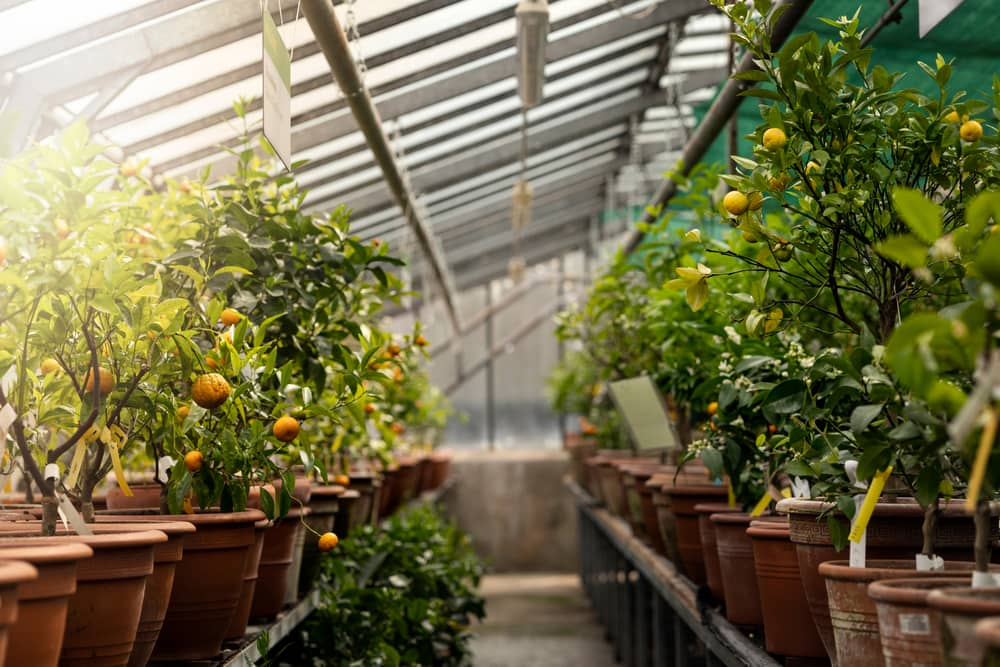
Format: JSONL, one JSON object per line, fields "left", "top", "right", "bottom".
{"left": 0, "top": 0, "right": 156, "bottom": 57}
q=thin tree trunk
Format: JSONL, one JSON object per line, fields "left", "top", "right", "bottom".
{"left": 40, "top": 494, "right": 59, "bottom": 536}
{"left": 975, "top": 499, "right": 992, "bottom": 574}
{"left": 921, "top": 499, "right": 938, "bottom": 558}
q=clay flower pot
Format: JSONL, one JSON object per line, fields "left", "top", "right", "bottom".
{"left": 93, "top": 519, "right": 196, "bottom": 667}
{"left": 427, "top": 452, "right": 451, "bottom": 491}
{"left": 710, "top": 512, "right": 762, "bottom": 625}
{"left": 565, "top": 436, "right": 597, "bottom": 487}
{"left": 395, "top": 456, "right": 421, "bottom": 504}
{"left": 747, "top": 519, "right": 826, "bottom": 659}
{"left": 585, "top": 456, "right": 608, "bottom": 502}
{"left": 225, "top": 518, "right": 270, "bottom": 640}
{"left": 927, "top": 586, "right": 1000, "bottom": 665}
{"left": 820, "top": 560, "right": 985, "bottom": 667}
{"left": 620, "top": 463, "right": 658, "bottom": 541}
{"left": 335, "top": 489, "right": 361, "bottom": 538}
{"left": 635, "top": 468, "right": 668, "bottom": 555}
{"left": 105, "top": 483, "right": 162, "bottom": 511}
{"left": 250, "top": 506, "right": 311, "bottom": 620}
{"left": 868, "top": 576, "right": 971, "bottom": 667}
{"left": 299, "top": 484, "right": 343, "bottom": 595}
{"left": 974, "top": 617, "right": 1000, "bottom": 664}
{"left": 0, "top": 560, "right": 38, "bottom": 665}
{"left": 0, "top": 542, "right": 90, "bottom": 667}
{"left": 778, "top": 497, "right": 990, "bottom": 661}
{"left": 596, "top": 457, "right": 632, "bottom": 517}
{"left": 662, "top": 484, "right": 728, "bottom": 584}
{"left": 347, "top": 471, "right": 381, "bottom": 525}
{"left": 695, "top": 503, "right": 740, "bottom": 602}
{"left": 0, "top": 526, "right": 167, "bottom": 667}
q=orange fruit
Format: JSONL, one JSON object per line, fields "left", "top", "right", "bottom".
{"left": 220, "top": 308, "right": 242, "bottom": 326}
{"left": 747, "top": 192, "right": 763, "bottom": 211}
{"left": 84, "top": 367, "right": 115, "bottom": 396}
{"left": 191, "top": 373, "right": 230, "bottom": 409}
{"left": 333, "top": 474, "right": 350, "bottom": 486}
{"left": 54, "top": 218, "right": 69, "bottom": 240}
{"left": 40, "top": 358, "right": 60, "bottom": 375}
{"left": 179, "top": 180, "right": 194, "bottom": 194}
{"left": 961, "top": 120, "right": 983, "bottom": 142}
{"left": 768, "top": 174, "right": 790, "bottom": 193}
{"left": 372, "top": 239, "right": 381, "bottom": 246}
{"left": 944, "top": 110, "right": 961, "bottom": 124}
{"left": 273, "top": 415, "right": 300, "bottom": 442}
{"left": 767, "top": 424, "right": 777, "bottom": 434}
{"left": 318, "top": 532, "right": 339, "bottom": 552}
{"left": 762, "top": 127, "right": 787, "bottom": 150}
{"left": 184, "top": 450, "right": 204, "bottom": 472}
{"left": 393, "top": 367, "right": 404, "bottom": 383}
{"left": 415, "top": 335, "right": 429, "bottom": 347}
{"left": 723, "top": 191, "right": 749, "bottom": 216}
{"left": 391, "top": 422, "right": 405, "bottom": 435}
{"left": 120, "top": 161, "right": 139, "bottom": 177}
{"left": 177, "top": 405, "right": 190, "bottom": 421}
{"left": 205, "top": 356, "right": 219, "bottom": 370}
{"left": 707, "top": 401, "right": 719, "bottom": 416}
{"left": 364, "top": 403, "right": 376, "bottom": 414}
{"left": 387, "top": 343, "right": 402, "bottom": 357}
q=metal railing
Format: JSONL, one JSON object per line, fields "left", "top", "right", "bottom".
{"left": 569, "top": 480, "right": 781, "bottom": 667}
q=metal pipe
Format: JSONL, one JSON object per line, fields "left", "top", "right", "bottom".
{"left": 301, "top": 0, "right": 462, "bottom": 334}
{"left": 621, "top": 0, "right": 814, "bottom": 254}
{"left": 860, "top": 0, "right": 909, "bottom": 48}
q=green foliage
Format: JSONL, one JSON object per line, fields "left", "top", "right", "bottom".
{"left": 289, "top": 507, "right": 486, "bottom": 666}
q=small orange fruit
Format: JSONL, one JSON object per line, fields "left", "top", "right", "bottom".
{"left": 768, "top": 424, "right": 777, "bottom": 434}
{"left": 84, "top": 367, "right": 115, "bottom": 396}
{"left": 333, "top": 474, "right": 350, "bottom": 486}
{"left": 393, "top": 367, "right": 404, "bottom": 383}
{"left": 768, "top": 173, "right": 790, "bottom": 193}
{"left": 179, "top": 180, "right": 194, "bottom": 194}
{"left": 54, "top": 218, "right": 69, "bottom": 240}
{"left": 273, "top": 415, "right": 300, "bottom": 442}
{"left": 723, "top": 191, "right": 749, "bottom": 216}
{"left": 220, "top": 308, "right": 242, "bottom": 326}
{"left": 184, "top": 450, "right": 204, "bottom": 472}
{"left": 762, "top": 127, "right": 787, "bottom": 150}
{"left": 391, "top": 422, "right": 405, "bottom": 435}
{"left": 205, "top": 356, "right": 219, "bottom": 370}
{"left": 191, "top": 373, "right": 230, "bottom": 409}
{"left": 120, "top": 160, "right": 139, "bottom": 177}
{"left": 707, "top": 401, "right": 719, "bottom": 416}
{"left": 415, "top": 335, "right": 429, "bottom": 347}
{"left": 387, "top": 343, "right": 401, "bottom": 357}
{"left": 177, "top": 405, "right": 190, "bottom": 421}
{"left": 40, "top": 358, "right": 61, "bottom": 375}
{"left": 944, "top": 110, "right": 961, "bottom": 124}
{"left": 372, "top": 239, "right": 381, "bottom": 246}
{"left": 961, "top": 120, "right": 983, "bottom": 142}
{"left": 364, "top": 403, "right": 376, "bottom": 414}
{"left": 747, "top": 192, "right": 764, "bottom": 211}
{"left": 318, "top": 532, "right": 339, "bottom": 552}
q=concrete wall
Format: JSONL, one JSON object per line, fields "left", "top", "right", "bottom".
{"left": 442, "top": 449, "right": 578, "bottom": 573}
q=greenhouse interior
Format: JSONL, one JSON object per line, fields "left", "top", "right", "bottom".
{"left": 3, "top": 0, "right": 1000, "bottom": 665}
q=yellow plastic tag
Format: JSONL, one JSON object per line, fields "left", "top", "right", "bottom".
{"left": 848, "top": 466, "right": 893, "bottom": 543}
{"left": 781, "top": 487, "right": 792, "bottom": 499}
{"left": 727, "top": 480, "right": 737, "bottom": 508}
{"left": 107, "top": 425, "right": 132, "bottom": 497}
{"left": 750, "top": 490, "right": 772, "bottom": 517}
{"left": 966, "top": 408, "right": 998, "bottom": 514}
{"left": 64, "top": 440, "right": 88, "bottom": 490}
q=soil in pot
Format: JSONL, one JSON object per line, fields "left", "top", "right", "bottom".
{"left": 820, "top": 560, "right": 987, "bottom": 667}
{"left": 0, "top": 526, "right": 166, "bottom": 667}
{"left": 0, "top": 560, "right": 37, "bottom": 666}
{"left": 299, "top": 484, "right": 343, "bottom": 595}
{"left": 250, "top": 506, "right": 310, "bottom": 620}
{"left": 695, "top": 503, "right": 740, "bottom": 602}
{"left": 225, "top": 518, "right": 269, "bottom": 640}
{"left": 663, "top": 483, "right": 728, "bottom": 584}
{"left": 868, "top": 576, "right": 971, "bottom": 667}
{"left": 927, "top": 585, "right": 1000, "bottom": 666}
{"left": 779, "top": 497, "right": 993, "bottom": 663}
{"left": 93, "top": 518, "right": 196, "bottom": 667}
{"left": 710, "top": 512, "right": 762, "bottom": 626}
{"left": 0, "top": 542, "right": 90, "bottom": 667}
{"left": 746, "top": 520, "right": 827, "bottom": 660}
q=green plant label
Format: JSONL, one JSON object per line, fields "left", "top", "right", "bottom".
{"left": 262, "top": 10, "right": 291, "bottom": 170}
{"left": 608, "top": 376, "right": 679, "bottom": 452}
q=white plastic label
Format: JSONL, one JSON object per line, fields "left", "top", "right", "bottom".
{"left": 899, "top": 613, "right": 931, "bottom": 636}
{"left": 916, "top": 553, "right": 944, "bottom": 571}
{"left": 157, "top": 456, "right": 176, "bottom": 483}
{"left": 849, "top": 494, "right": 866, "bottom": 568}
{"left": 43, "top": 463, "right": 59, "bottom": 481}
{"left": 973, "top": 571, "right": 998, "bottom": 588}
{"left": 57, "top": 494, "right": 92, "bottom": 535}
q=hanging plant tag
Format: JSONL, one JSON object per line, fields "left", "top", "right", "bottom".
{"left": 750, "top": 490, "right": 772, "bottom": 517}
{"left": 965, "top": 408, "right": 997, "bottom": 514}
{"left": 848, "top": 466, "right": 893, "bottom": 543}
{"left": 57, "top": 494, "right": 92, "bottom": 535}
{"left": 849, "top": 494, "right": 867, "bottom": 568}
{"left": 262, "top": 10, "right": 292, "bottom": 170}
{"left": 727, "top": 480, "right": 736, "bottom": 508}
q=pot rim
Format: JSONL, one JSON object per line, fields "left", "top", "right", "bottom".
{"left": 868, "top": 576, "right": 971, "bottom": 605}
{"left": 975, "top": 616, "right": 1000, "bottom": 644}
{"left": 0, "top": 528, "right": 167, "bottom": 549}
{"left": 819, "top": 559, "right": 983, "bottom": 582}
{"left": 709, "top": 512, "right": 752, "bottom": 526}
{"left": 93, "top": 517, "right": 196, "bottom": 535}
{"left": 309, "top": 484, "right": 346, "bottom": 497}
{"left": 663, "top": 484, "right": 728, "bottom": 497}
{"left": 777, "top": 497, "right": 996, "bottom": 518}
{"left": 927, "top": 586, "right": 1000, "bottom": 615}
{"left": 338, "top": 489, "right": 361, "bottom": 499}
{"left": 693, "top": 502, "right": 741, "bottom": 514}
{"left": 0, "top": 540, "right": 93, "bottom": 562}
{"left": 0, "top": 559, "right": 38, "bottom": 585}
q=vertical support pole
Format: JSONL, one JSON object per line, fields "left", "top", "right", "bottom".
{"left": 673, "top": 614, "right": 690, "bottom": 667}
{"left": 556, "top": 255, "right": 566, "bottom": 446}
{"left": 484, "top": 283, "right": 496, "bottom": 452}
{"left": 635, "top": 575, "right": 651, "bottom": 667}
{"left": 652, "top": 594, "right": 673, "bottom": 667}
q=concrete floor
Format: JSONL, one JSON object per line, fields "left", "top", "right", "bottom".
{"left": 470, "top": 573, "right": 618, "bottom": 667}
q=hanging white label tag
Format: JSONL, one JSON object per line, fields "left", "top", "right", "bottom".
{"left": 157, "top": 456, "right": 176, "bottom": 483}
{"left": 915, "top": 553, "right": 944, "bottom": 571}
{"left": 973, "top": 571, "right": 998, "bottom": 588}
{"left": 791, "top": 476, "right": 811, "bottom": 499}
{"left": 57, "top": 494, "right": 92, "bottom": 535}
{"left": 849, "top": 494, "right": 866, "bottom": 568}
{"left": 43, "top": 463, "right": 60, "bottom": 481}
{"left": 0, "top": 403, "right": 16, "bottom": 433}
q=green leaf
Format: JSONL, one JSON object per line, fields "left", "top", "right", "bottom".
{"left": 850, "top": 404, "right": 883, "bottom": 435}
{"left": 764, "top": 379, "right": 808, "bottom": 416}
{"left": 974, "top": 231, "right": 1000, "bottom": 287}
{"left": 874, "top": 234, "right": 928, "bottom": 269}
{"left": 827, "top": 515, "right": 848, "bottom": 552}
{"left": 700, "top": 448, "right": 724, "bottom": 479}
{"left": 892, "top": 187, "right": 942, "bottom": 244}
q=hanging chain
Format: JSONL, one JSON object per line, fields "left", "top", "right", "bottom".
{"left": 346, "top": 0, "right": 368, "bottom": 82}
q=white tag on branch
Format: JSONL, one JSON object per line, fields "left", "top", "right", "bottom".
{"left": 915, "top": 554, "right": 944, "bottom": 571}
{"left": 57, "top": 494, "right": 92, "bottom": 536}
{"left": 973, "top": 571, "right": 999, "bottom": 588}
{"left": 157, "top": 456, "right": 176, "bottom": 484}
{"left": 791, "top": 476, "right": 811, "bottom": 499}
{"left": 44, "top": 463, "right": 60, "bottom": 481}
{"left": 0, "top": 366, "right": 15, "bottom": 397}
{"left": 0, "top": 403, "right": 16, "bottom": 433}
{"left": 849, "top": 494, "right": 866, "bottom": 568}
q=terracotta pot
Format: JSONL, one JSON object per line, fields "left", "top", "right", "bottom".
{"left": 348, "top": 471, "right": 381, "bottom": 525}
{"left": 585, "top": 456, "right": 607, "bottom": 502}
{"left": 868, "top": 576, "right": 971, "bottom": 667}
{"left": 596, "top": 457, "right": 631, "bottom": 516}
{"left": 974, "top": 617, "right": 1000, "bottom": 665}
{"left": 695, "top": 503, "right": 740, "bottom": 601}
{"left": 396, "top": 456, "right": 421, "bottom": 505}
{"left": 663, "top": 484, "right": 728, "bottom": 584}
{"left": 250, "top": 506, "right": 310, "bottom": 619}
{"left": 0, "top": 541, "right": 90, "bottom": 667}
{"left": 746, "top": 520, "right": 826, "bottom": 659}
{"left": 335, "top": 489, "right": 361, "bottom": 538}
{"left": 299, "top": 484, "right": 343, "bottom": 595}
{"left": 105, "top": 483, "right": 162, "bottom": 511}
{"left": 0, "top": 526, "right": 166, "bottom": 667}
{"left": 225, "top": 518, "right": 269, "bottom": 640}
{"left": 93, "top": 519, "right": 196, "bottom": 667}
{"left": 0, "top": 560, "right": 37, "bottom": 665}
{"left": 427, "top": 452, "right": 451, "bottom": 491}
{"left": 927, "top": 586, "right": 1000, "bottom": 665}
{"left": 415, "top": 456, "right": 433, "bottom": 495}
{"left": 620, "top": 463, "right": 657, "bottom": 540}
{"left": 635, "top": 468, "right": 667, "bottom": 555}
{"left": 566, "top": 436, "right": 598, "bottom": 487}
{"left": 779, "top": 497, "right": 992, "bottom": 662}
{"left": 131, "top": 509, "right": 266, "bottom": 661}
{"left": 710, "top": 512, "right": 762, "bottom": 625}
{"left": 821, "top": 561, "right": 985, "bottom": 667}
{"left": 285, "top": 511, "right": 309, "bottom": 606}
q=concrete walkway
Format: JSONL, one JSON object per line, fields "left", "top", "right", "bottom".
{"left": 470, "top": 573, "right": 618, "bottom": 667}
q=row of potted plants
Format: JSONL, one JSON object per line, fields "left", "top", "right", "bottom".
{"left": 553, "top": 4, "right": 1000, "bottom": 665}
{"left": 0, "top": 102, "right": 453, "bottom": 665}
